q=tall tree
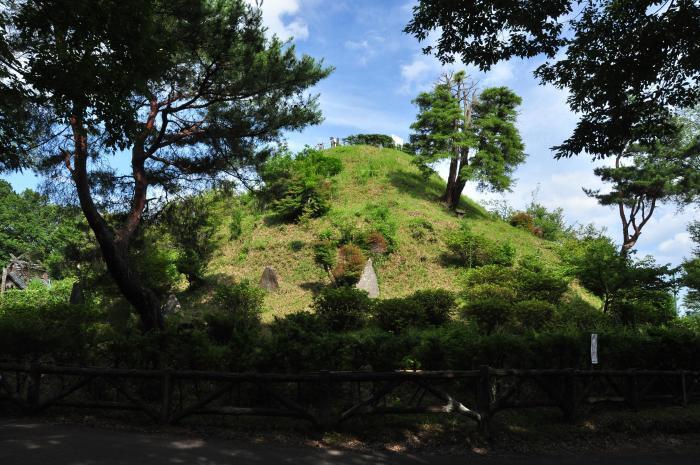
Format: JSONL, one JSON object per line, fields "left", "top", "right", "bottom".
{"left": 406, "top": 0, "right": 700, "bottom": 248}
{"left": 682, "top": 220, "right": 700, "bottom": 314}
{"left": 405, "top": 0, "right": 700, "bottom": 159}
{"left": 0, "top": 0, "right": 331, "bottom": 330}
{"left": 410, "top": 76, "right": 525, "bottom": 209}
{"left": 586, "top": 117, "right": 700, "bottom": 254}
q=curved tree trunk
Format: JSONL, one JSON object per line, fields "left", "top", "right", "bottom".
{"left": 68, "top": 114, "right": 164, "bottom": 332}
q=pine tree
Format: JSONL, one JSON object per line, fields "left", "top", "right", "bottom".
{"left": 410, "top": 75, "right": 525, "bottom": 209}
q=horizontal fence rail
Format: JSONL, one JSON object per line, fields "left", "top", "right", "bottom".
{"left": 1, "top": 364, "right": 699, "bottom": 432}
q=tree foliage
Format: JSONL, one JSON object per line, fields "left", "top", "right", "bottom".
{"left": 587, "top": 118, "right": 700, "bottom": 253}
{"left": 405, "top": 0, "right": 700, "bottom": 159}
{"left": 0, "top": 180, "right": 88, "bottom": 276}
{"left": 259, "top": 148, "right": 342, "bottom": 221}
{"left": 0, "top": 0, "right": 331, "bottom": 330}
{"left": 410, "top": 73, "right": 525, "bottom": 208}
{"left": 343, "top": 134, "right": 396, "bottom": 148}
{"left": 683, "top": 221, "right": 700, "bottom": 314}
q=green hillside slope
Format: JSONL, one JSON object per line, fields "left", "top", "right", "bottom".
{"left": 188, "top": 145, "right": 578, "bottom": 319}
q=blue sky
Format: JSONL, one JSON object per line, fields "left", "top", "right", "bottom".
{"left": 253, "top": 0, "right": 698, "bottom": 272}
{"left": 3, "top": 0, "right": 697, "bottom": 276}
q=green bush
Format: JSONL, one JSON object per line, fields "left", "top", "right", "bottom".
{"left": 259, "top": 148, "right": 342, "bottom": 222}
{"left": 313, "top": 286, "right": 372, "bottom": 331}
{"left": 229, "top": 209, "right": 244, "bottom": 240}
{"left": 372, "top": 290, "right": 456, "bottom": 333}
{"left": 205, "top": 281, "right": 264, "bottom": 346}
{"left": 445, "top": 223, "right": 515, "bottom": 267}
{"left": 313, "top": 239, "right": 336, "bottom": 274}
{"left": 131, "top": 233, "right": 182, "bottom": 296}
{"left": 462, "top": 297, "right": 514, "bottom": 334}
{"left": 509, "top": 211, "right": 535, "bottom": 231}
{"left": 512, "top": 299, "right": 556, "bottom": 330}
{"left": 372, "top": 297, "right": 424, "bottom": 333}
{"left": 158, "top": 195, "right": 220, "bottom": 285}
{"left": 362, "top": 203, "right": 398, "bottom": 252}
{"left": 410, "top": 289, "right": 456, "bottom": 326}
{"left": 0, "top": 280, "right": 99, "bottom": 362}
{"left": 343, "top": 134, "right": 395, "bottom": 148}
{"left": 407, "top": 218, "right": 435, "bottom": 241}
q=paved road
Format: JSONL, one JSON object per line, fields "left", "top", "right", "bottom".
{"left": 2, "top": 419, "right": 700, "bottom": 465}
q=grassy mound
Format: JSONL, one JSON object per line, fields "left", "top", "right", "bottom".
{"left": 183, "top": 145, "right": 584, "bottom": 320}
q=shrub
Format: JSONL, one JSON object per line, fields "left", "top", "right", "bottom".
{"left": 463, "top": 261, "right": 569, "bottom": 306}
{"left": 271, "top": 177, "right": 333, "bottom": 221}
{"left": 512, "top": 299, "right": 556, "bottom": 330}
{"left": 408, "top": 218, "right": 435, "bottom": 241}
{"left": 313, "top": 240, "right": 336, "bottom": 274}
{"left": 289, "top": 240, "right": 305, "bottom": 252}
{"left": 206, "top": 281, "right": 264, "bottom": 345}
{"left": 263, "top": 311, "right": 326, "bottom": 371}
{"left": 362, "top": 203, "right": 397, "bottom": 252}
{"left": 372, "top": 297, "right": 424, "bottom": 333}
{"left": 445, "top": 223, "right": 515, "bottom": 267}
{"left": 131, "top": 235, "right": 182, "bottom": 296}
{"left": 365, "top": 230, "right": 388, "bottom": 254}
{"left": 259, "top": 148, "right": 342, "bottom": 222}
{"left": 526, "top": 202, "right": 570, "bottom": 241}
{"left": 229, "top": 209, "right": 243, "bottom": 240}
{"left": 343, "top": 134, "right": 395, "bottom": 148}
{"left": 0, "top": 280, "right": 99, "bottom": 362}
{"left": 410, "top": 289, "right": 456, "bottom": 326}
{"left": 158, "top": 195, "right": 220, "bottom": 285}
{"left": 509, "top": 211, "right": 535, "bottom": 231}
{"left": 372, "top": 290, "right": 456, "bottom": 333}
{"left": 332, "top": 244, "right": 366, "bottom": 286}
{"left": 313, "top": 286, "right": 372, "bottom": 331}
{"left": 462, "top": 298, "right": 514, "bottom": 334}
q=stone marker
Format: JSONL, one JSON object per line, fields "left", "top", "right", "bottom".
{"left": 355, "top": 258, "right": 379, "bottom": 298}
{"left": 260, "top": 266, "right": 280, "bottom": 291}
{"left": 163, "top": 294, "right": 181, "bottom": 316}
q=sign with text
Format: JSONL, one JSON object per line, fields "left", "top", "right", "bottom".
{"left": 591, "top": 333, "right": 598, "bottom": 365}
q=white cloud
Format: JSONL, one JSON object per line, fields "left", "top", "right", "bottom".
{"left": 345, "top": 39, "right": 370, "bottom": 51}
{"left": 319, "top": 92, "right": 411, "bottom": 134}
{"left": 399, "top": 54, "right": 443, "bottom": 94}
{"left": 659, "top": 232, "right": 692, "bottom": 254}
{"left": 481, "top": 61, "right": 515, "bottom": 86}
{"left": 247, "top": 0, "right": 309, "bottom": 41}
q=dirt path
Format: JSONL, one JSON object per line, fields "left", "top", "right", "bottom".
{"left": 2, "top": 419, "right": 700, "bottom": 465}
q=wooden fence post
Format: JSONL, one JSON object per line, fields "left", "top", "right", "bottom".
{"left": 476, "top": 365, "right": 491, "bottom": 435}
{"left": 626, "top": 370, "right": 639, "bottom": 410}
{"left": 161, "top": 369, "right": 173, "bottom": 424}
{"left": 562, "top": 369, "right": 577, "bottom": 421}
{"left": 27, "top": 362, "right": 41, "bottom": 413}
{"left": 681, "top": 371, "right": 688, "bottom": 407}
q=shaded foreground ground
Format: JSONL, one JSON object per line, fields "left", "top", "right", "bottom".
{"left": 2, "top": 419, "right": 700, "bottom": 465}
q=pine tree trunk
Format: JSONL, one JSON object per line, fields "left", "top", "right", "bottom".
{"left": 449, "top": 149, "right": 470, "bottom": 210}
{"left": 69, "top": 115, "right": 164, "bottom": 332}
{"left": 443, "top": 156, "right": 459, "bottom": 203}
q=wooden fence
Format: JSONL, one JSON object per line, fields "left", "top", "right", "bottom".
{"left": 1, "top": 363, "right": 699, "bottom": 432}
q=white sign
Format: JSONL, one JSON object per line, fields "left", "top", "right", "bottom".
{"left": 590, "top": 333, "right": 598, "bottom": 365}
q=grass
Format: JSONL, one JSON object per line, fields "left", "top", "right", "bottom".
{"left": 185, "top": 145, "right": 593, "bottom": 320}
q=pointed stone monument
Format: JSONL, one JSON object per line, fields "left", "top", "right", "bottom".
{"left": 260, "top": 266, "right": 280, "bottom": 291}
{"left": 355, "top": 258, "right": 379, "bottom": 298}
